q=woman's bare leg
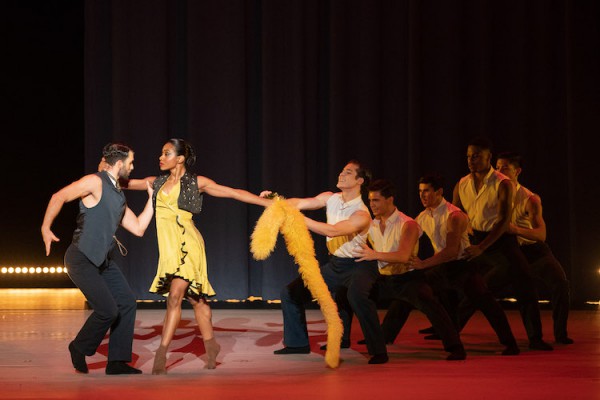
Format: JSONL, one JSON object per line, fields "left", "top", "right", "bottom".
{"left": 152, "top": 278, "right": 189, "bottom": 374}
{"left": 189, "top": 297, "right": 220, "bottom": 369}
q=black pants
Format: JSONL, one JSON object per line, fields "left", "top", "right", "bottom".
{"left": 338, "top": 270, "right": 464, "bottom": 353}
{"left": 426, "top": 260, "right": 517, "bottom": 346}
{"left": 521, "top": 242, "right": 571, "bottom": 341}
{"left": 374, "top": 260, "right": 517, "bottom": 348}
{"left": 384, "top": 271, "right": 463, "bottom": 351}
{"left": 65, "top": 245, "right": 137, "bottom": 361}
{"left": 280, "top": 257, "right": 387, "bottom": 356}
{"left": 456, "top": 232, "right": 544, "bottom": 343}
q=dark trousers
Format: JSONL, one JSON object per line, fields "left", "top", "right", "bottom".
{"left": 457, "top": 232, "right": 544, "bottom": 343}
{"left": 373, "top": 233, "right": 438, "bottom": 343}
{"left": 65, "top": 245, "right": 137, "bottom": 362}
{"left": 380, "top": 299, "right": 413, "bottom": 343}
{"left": 280, "top": 256, "right": 387, "bottom": 356}
{"left": 521, "top": 242, "right": 571, "bottom": 341}
{"left": 381, "top": 271, "right": 464, "bottom": 352}
{"left": 337, "top": 271, "right": 464, "bottom": 352}
{"left": 426, "top": 260, "right": 517, "bottom": 347}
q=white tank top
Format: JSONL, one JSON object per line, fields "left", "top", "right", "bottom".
{"left": 416, "top": 199, "right": 470, "bottom": 260}
{"left": 457, "top": 168, "right": 509, "bottom": 232}
{"left": 512, "top": 184, "right": 536, "bottom": 246}
{"left": 370, "top": 209, "right": 422, "bottom": 275}
{"left": 325, "top": 193, "right": 369, "bottom": 258}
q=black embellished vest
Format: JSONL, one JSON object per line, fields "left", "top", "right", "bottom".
{"left": 72, "top": 171, "right": 126, "bottom": 266}
{"left": 152, "top": 171, "right": 203, "bottom": 214}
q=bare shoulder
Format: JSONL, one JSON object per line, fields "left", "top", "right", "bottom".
{"left": 78, "top": 173, "right": 102, "bottom": 187}
{"left": 351, "top": 208, "right": 370, "bottom": 218}
{"left": 349, "top": 209, "right": 372, "bottom": 231}
{"left": 448, "top": 209, "right": 468, "bottom": 230}
{"left": 405, "top": 219, "right": 420, "bottom": 227}
{"left": 349, "top": 208, "right": 372, "bottom": 226}
{"left": 527, "top": 193, "right": 543, "bottom": 213}
{"left": 448, "top": 209, "right": 468, "bottom": 222}
{"left": 196, "top": 175, "right": 215, "bottom": 189}
{"left": 530, "top": 193, "right": 542, "bottom": 205}
{"left": 403, "top": 219, "right": 421, "bottom": 233}
{"left": 57, "top": 173, "right": 102, "bottom": 201}
{"left": 498, "top": 179, "right": 514, "bottom": 197}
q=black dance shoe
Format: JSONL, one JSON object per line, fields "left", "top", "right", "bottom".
{"left": 320, "top": 340, "right": 350, "bottom": 350}
{"left": 68, "top": 341, "right": 88, "bottom": 374}
{"left": 556, "top": 337, "right": 574, "bottom": 345}
{"left": 419, "top": 326, "right": 435, "bottom": 334}
{"left": 105, "top": 361, "right": 142, "bottom": 375}
{"left": 529, "top": 340, "right": 554, "bottom": 351}
{"left": 446, "top": 348, "right": 467, "bottom": 361}
{"left": 273, "top": 346, "right": 311, "bottom": 355}
{"left": 501, "top": 344, "right": 521, "bottom": 356}
{"left": 368, "top": 353, "right": 389, "bottom": 364}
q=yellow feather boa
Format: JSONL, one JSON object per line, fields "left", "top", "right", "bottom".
{"left": 251, "top": 198, "right": 343, "bottom": 368}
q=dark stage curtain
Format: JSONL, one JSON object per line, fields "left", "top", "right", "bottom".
{"left": 84, "top": 0, "right": 600, "bottom": 303}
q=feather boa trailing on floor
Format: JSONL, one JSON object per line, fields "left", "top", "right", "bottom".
{"left": 250, "top": 198, "right": 343, "bottom": 368}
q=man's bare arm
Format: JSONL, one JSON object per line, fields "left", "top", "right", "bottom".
{"left": 304, "top": 209, "right": 370, "bottom": 237}
{"left": 414, "top": 211, "right": 467, "bottom": 269}
{"left": 355, "top": 221, "right": 420, "bottom": 264}
{"left": 120, "top": 181, "right": 155, "bottom": 236}
{"left": 41, "top": 174, "right": 101, "bottom": 256}
{"left": 509, "top": 195, "right": 547, "bottom": 242}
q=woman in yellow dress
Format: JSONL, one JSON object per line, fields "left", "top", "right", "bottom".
{"left": 126, "top": 138, "right": 271, "bottom": 374}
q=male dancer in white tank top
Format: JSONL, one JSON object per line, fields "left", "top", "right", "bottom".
{"left": 273, "top": 160, "right": 388, "bottom": 364}
{"left": 496, "top": 152, "right": 573, "bottom": 344}
{"left": 412, "top": 173, "right": 520, "bottom": 355}
{"left": 453, "top": 137, "right": 553, "bottom": 351}
{"left": 353, "top": 179, "right": 467, "bottom": 360}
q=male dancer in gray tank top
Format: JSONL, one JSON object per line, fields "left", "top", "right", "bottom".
{"left": 42, "top": 143, "right": 155, "bottom": 374}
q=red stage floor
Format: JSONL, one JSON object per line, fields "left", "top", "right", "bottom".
{"left": 0, "top": 289, "right": 598, "bottom": 399}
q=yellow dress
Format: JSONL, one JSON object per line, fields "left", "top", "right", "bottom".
{"left": 149, "top": 181, "right": 216, "bottom": 299}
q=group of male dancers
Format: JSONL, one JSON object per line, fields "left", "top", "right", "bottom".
{"left": 273, "top": 136, "right": 572, "bottom": 364}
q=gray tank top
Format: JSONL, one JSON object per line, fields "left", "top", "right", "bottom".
{"left": 72, "top": 171, "right": 126, "bottom": 266}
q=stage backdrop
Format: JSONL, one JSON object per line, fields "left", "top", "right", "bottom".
{"left": 84, "top": 0, "right": 599, "bottom": 303}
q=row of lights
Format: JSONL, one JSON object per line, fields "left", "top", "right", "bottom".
{"left": 1, "top": 266, "right": 68, "bottom": 274}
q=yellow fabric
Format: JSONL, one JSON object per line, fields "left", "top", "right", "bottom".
{"left": 326, "top": 234, "right": 356, "bottom": 255}
{"left": 371, "top": 231, "right": 418, "bottom": 276}
{"left": 251, "top": 198, "right": 343, "bottom": 369}
{"left": 378, "top": 247, "right": 418, "bottom": 276}
{"left": 150, "top": 182, "right": 216, "bottom": 298}
{"left": 378, "top": 262, "right": 413, "bottom": 276}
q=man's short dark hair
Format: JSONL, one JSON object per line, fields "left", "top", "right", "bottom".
{"left": 496, "top": 151, "right": 524, "bottom": 169}
{"left": 102, "top": 142, "right": 132, "bottom": 166}
{"left": 418, "top": 174, "right": 445, "bottom": 191}
{"left": 468, "top": 136, "right": 493, "bottom": 151}
{"left": 368, "top": 179, "right": 396, "bottom": 199}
